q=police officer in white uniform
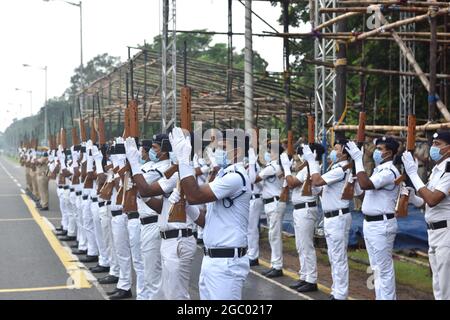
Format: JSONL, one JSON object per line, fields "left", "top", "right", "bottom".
{"left": 125, "top": 137, "right": 172, "bottom": 300}
{"left": 168, "top": 127, "right": 251, "bottom": 300}
{"left": 281, "top": 143, "right": 324, "bottom": 293}
{"left": 192, "top": 152, "right": 209, "bottom": 244}
{"left": 402, "top": 131, "right": 450, "bottom": 300}
{"left": 253, "top": 143, "right": 284, "bottom": 278}
{"left": 346, "top": 137, "right": 400, "bottom": 300}
{"left": 247, "top": 149, "right": 264, "bottom": 267}
{"left": 303, "top": 140, "right": 353, "bottom": 299}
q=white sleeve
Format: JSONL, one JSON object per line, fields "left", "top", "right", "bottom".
{"left": 370, "top": 169, "right": 396, "bottom": 190}
{"left": 259, "top": 165, "right": 276, "bottom": 180}
{"left": 434, "top": 173, "right": 450, "bottom": 195}
{"left": 296, "top": 167, "right": 307, "bottom": 184}
{"left": 322, "top": 167, "right": 345, "bottom": 185}
{"left": 143, "top": 170, "right": 164, "bottom": 185}
{"left": 209, "top": 173, "right": 243, "bottom": 200}
{"left": 157, "top": 174, "right": 178, "bottom": 194}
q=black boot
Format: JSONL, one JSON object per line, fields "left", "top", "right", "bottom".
{"left": 109, "top": 289, "right": 132, "bottom": 300}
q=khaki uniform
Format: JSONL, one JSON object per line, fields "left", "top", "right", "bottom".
{"left": 30, "top": 163, "right": 40, "bottom": 201}
{"left": 25, "top": 165, "right": 33, "bottom": 192}
{"left": 36, "top": 159, "right": 49, "bottom": 208}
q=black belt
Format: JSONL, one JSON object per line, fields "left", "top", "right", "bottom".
{"left": 76, "top": 191, "right": 82, "bottom": 196}
{"left": 91, "top": 197, "right": 98, "bottom": 203}
{"left": 427, "top": 220, "right": 448, "bottom": 230}
{"left": 160, "top": 228, "right": 193, "bottom": 240}
{"left": 63, "top": 186, "right": 69, "bottom": 190}
{"left": 203, "top": 247, "right": 247, "bottom": 258}
{"left": 324, "top": 208, "right": 350, "bottom": 218}
{"left": 127, "top": 212, "right": 139, "bottom": 220}
{"left": 263, "top": 196, "right": 279, "bottom": 205}
{"left": 58, "top": 186, "right": 63, "bottom": 189}
{"left": 140, "top": 215, "right": 158, "bottom": 225}
{"left": 294, "top": 202, "right": 317, "bottom": 210}
{"left": 106, "top": 201, "right": 111, "bottom": 205}
{"left": 251, "top": 194, "right": 261, "bottom": 200}
{"left": 364, "top": 213, "right": 395, "bottom": 222}
{"left": 70, "top": 188, "right": 75, "bottom": 192}
{"left": 111, "top": 210, "right": 123, "bottom": 217}
{"left": 98, "top": 202, "right": 106, "bottom": 208}
{"left": 82, "top": 195, "right": 89, "bottom": 200}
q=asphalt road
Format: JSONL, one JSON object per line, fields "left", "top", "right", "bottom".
{"left": 0, "top": 156, "right": 329, "bottom": 300}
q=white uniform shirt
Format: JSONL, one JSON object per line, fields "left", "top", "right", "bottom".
{"left": 321, "top": 160, "right": 350, "bottom": 212}
{"left": 425, "top": 158, "right": 450, "bottom": 223}
{"left": 291, "top": 162, "right": 319, "bottom": 204}
{"left": 361, "top": 160, "right": 400, "bottom": 216}
{"left": 157, "top": 174, "right": 194, "bottom": 232}
{"left": 137, "top": 159, "right": 171, "bottom": 218}
{"left": 203, "top": 163, "right": 251, "bottom": 248}
{"left": 248, "top": 163, "right": 263, "bottom": 196}
{"left": 260, "top": 160, "right": 283, "bottom": 199}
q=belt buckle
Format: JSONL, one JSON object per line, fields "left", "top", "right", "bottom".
{"left": 161, "top": 232, "right": 167, "bottom": 240}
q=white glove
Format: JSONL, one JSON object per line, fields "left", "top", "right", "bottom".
{"left": 248, "top": 148, "right": 257, "bottom": 166}
{"left": 193, "top": 153, "right": 199, "bottom": 168}
{"left": 71, "top": 147, "right": 79, "bottom": 169}
{"left": 401, "top": 151, "right": 425, "bottom": 191}
{"left": 280, "top": 152, "right": 292, "bottom": 176}
{"left": 116, "top": 153, "right": 127, "bottom": 169}
{"left": 168, "top": 188, "right": 181, "bottom": 205}
{"left": 115, "top": 137, "right": 124, "bottom": 144}
{"left": 86, "top": 149, "right": 93, "bottom": 173}
{"left": 125, "top": 137, "right": 141, "bottom": 176}
{"left": 186, "top": 204, "right": 200, "bottom": 223}
{"left": 169, "top": 127, "right": 194, "bottom": 180}
{"left": 92, "top": 145, "right": 103, "bottom": 174}
{"left": 407, "top": 186, "right": 425, "bottom": 207}
{"left": 206, "top": 147, "right": 218, "bottom": 168}
{"left": 346, "top": 141, "right": 364, "bottom": 174}
{"left": 57, "top": 146, "right": 66, "bottom": 169}
{"left": 302, "top": 145, "right": 319, "bottom": 174}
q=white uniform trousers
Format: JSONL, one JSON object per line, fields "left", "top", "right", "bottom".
{"left": 363, "top": 217, "right": 398, "bottom": 300}
{"left": 140, "top": 221, "right": 163, "bottom": 300}
{"left": 293, "top": 207, "right": 319, "bottom": 284}
{"left": 75, "top": 194, "right": 87, "bottom": 251}
{"left": 428, "top": 227, "right": 450, "bottom": 300}
{"left": 82, "top": 195, "right": 99, "bottom": 257}
{"left": 99, "top": 204, "right": 119, "bottom": 277}
{"left": 247, "top": 198, "right": 263, "bottom": 260}
{"left": 66, "top": 190, "right": 77, "bottom": 237}
{"left": 324, "top": 211, "right": 352, "bottom": 300}
{"left": 160, "top": 235, "right": 197, "bottom": 300}
{"left": 57, "top": 188, "right": 68, "bottom": 230}
{"left": 127, "top": 217, "right": 147, "bottom": 300}
{"left": 91, "top": 201, "right": 110, "bottom": 267}
{"left": 264, "top": 200, "right": 286, "bottom": 270}
{"left": 199, "top": 255, "right": 250, "bottom": 300}
{"left": 111, "top": 211, "right": 132, "bottom": 291}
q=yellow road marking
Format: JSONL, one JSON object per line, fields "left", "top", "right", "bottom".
{"left": 0, "top": 285, "right": 80, "bottom": 294}
{"left": 258, "top": 258, "right": 356, "bottom": 300}
{"left": 21, "top": 195, "right": 91, "bottom": 289}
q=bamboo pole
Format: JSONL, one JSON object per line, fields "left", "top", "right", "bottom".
{"left": 338, "top": 1, "right": 450, "bottom": 7}
{"left": 320, "top": 7, "right": 429, "bottom": 13}
{"left": 334, "top": 122, "right": 450, "bottom": 132}
{"left": 349, "top": 7, "right": 450, "bottom": 43}
{"left": 314, "top": 12, "right": 362, "bottom": 31}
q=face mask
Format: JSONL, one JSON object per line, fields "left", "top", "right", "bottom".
{"left": 139, "top": 157, "right": 147, "bottom": 165}
{"left": 329, "top": 150, "right": 338, "bottom": 163}
{"left": 214, "top": 149, "right": 230, "bottom": 168}
{"left": 264, "top": 152, "right": 271, "bottom": 163}
{"left": 373, "top": 149, "right": 384, "bottom": 166}
{"left": 149, "top": 149, "right": 159, "bottom": 162}
{"left": 429, "top": 146, "right": 443, "bottom": 162}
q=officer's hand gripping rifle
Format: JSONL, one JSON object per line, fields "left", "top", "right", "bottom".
{"left": 301, "top": 114, "right": 315, "bottom": 196}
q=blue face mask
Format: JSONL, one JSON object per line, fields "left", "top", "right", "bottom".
{"left": 139, "top": 157, "right": 147, "bottom": 165}
{"left": 373, "top": 149, "right": 384, "bottom": 166}
{"left": 149, "top": 149, "right": 159, "bottom": 162}
{"left": 214, "top": 149, "right": 230, "bottom": 168}
{"left": 329, "top": 150, "right": 338, "bottom": 163}
{"left": 430, "top": 146, "right": 443, "bottom": 162}
{"left": 264, "top": 152, "right": 271, "bottom": 163}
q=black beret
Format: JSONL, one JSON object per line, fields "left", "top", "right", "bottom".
{"left": 433, "top": 131, "right": 450, "bottom": 145}
{"left": 296, "top": 143, "right": 325, "bottom": 158}
{"left": 152, "top": 134, "right": 172, "bottom": 152}
{"left": 375, "top": 136, "right": 399, "bottom": 153}
{"left": 140, "top": 139, "right": 153, "bottom": 152}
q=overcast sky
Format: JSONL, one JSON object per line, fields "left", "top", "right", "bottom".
{"left": 0, "top": 0, "right": 308, "bottom": 132}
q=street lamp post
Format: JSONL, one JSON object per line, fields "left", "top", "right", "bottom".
{"left": 15, "top": 88, "right": 33, "bottom": 117}
{"left": 23, "top": 64, "right": 48, "bottom": 144}
{"left": 44, "top": 0, "right": 84, "bottom": 110}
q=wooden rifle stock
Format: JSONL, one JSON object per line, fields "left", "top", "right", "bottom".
{"left": 79, "top": 119, "right": 87, "bottom": 142}
{"left": 395, "top": 114, "right": 416, "bottom": 218}
{"left": 341, "top": 162, "right": 355, "bottom": 200}
{"left": 90, "top": 118, "right": 97, "bottom": 144}
{"left": 98, "top": 118, "right": 106, "bottom": 146}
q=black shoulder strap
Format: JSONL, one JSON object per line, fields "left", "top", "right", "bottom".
{"left": 222, "top": 168, "right": 247, "bottom": 208}
{"left": 446, "top": 162, "right": 450, "bottom": 173}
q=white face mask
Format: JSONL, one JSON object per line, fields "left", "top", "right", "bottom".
{"left": 264, "top": 152, "right": 271, "bottom": 163}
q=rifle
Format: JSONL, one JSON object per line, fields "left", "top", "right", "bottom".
{"left": 95, "top": 92, "right": 108, "bottom": 195}
{"left": 280, "top": 133, "right": 294, "bottom": 202}
{"left": 301, "top": 114, "right": 315, "bottom": 196}
{"left": 78, "top": 96, "right": 88, "bottom": 183}
{"left": 83, "top": 97, "right": 97, "bottom": 189}
{"left": 69, "top": 103, "right": 81, "bottom": 185}
{"left": 395, "top": 113, "right": 416, "bottom": 217}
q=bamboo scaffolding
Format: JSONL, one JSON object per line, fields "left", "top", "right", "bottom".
{"left": 320, "top": 7, "right": 430, "bottom": 13}
{"left": 338, "top": 1, "right": 449, "bottom": 7}
{"left": 334, "top": 122, "right": 450, "bottom": 132}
